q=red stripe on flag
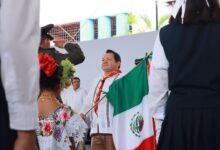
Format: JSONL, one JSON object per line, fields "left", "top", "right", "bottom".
{"left": 152, "top": 118, "right": 157, "bottom": 145}
{"left": 135, "top": 135, "right": 156, "bottom": 150}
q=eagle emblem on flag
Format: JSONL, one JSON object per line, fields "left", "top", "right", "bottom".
{"left": 130, "top": 112, "right": 144, "bottom": 137}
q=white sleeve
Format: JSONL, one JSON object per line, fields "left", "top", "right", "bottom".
{"left": 147, "top": 32, "right": 169, "bottom": 141}
{"left": 80, "top": 80, "right": 98, "bottom": 115}
{"left": 0, "top": 0, "right": 40, "bottom": 130}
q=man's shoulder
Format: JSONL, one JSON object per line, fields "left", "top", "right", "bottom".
{"left": 39, "top": 47, "right": 56, "bottom": 52}
{"left": 118, "top": 72, "right": 124, "bottom": 78}
{"left": 109, "top": 72, "right": 124, "bottom": 80}
{"left": 87, "top": 77, "right": 101, "bottom": 91}
{"left": 39, "top": 48, "right": 61, "bottom": 56}
{"left": 93, "top": 76, "right": 102, "bottom": 83}
{"left": 78, "top": 87, "right": 87, "bottom": 93}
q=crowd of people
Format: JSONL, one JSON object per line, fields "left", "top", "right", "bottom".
{"left": 1, "top": 0, "right": 220, "bottom": 150}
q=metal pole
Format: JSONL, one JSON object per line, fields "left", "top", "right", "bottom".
{"left": 156, "top": 0, "right": 159, "bottom": 30}
{"left": 85, "top": 94, "right": 106, "bottom": 116}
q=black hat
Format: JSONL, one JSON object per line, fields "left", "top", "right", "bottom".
{"left": 41, "top": 24, "right": 54, "bottom": 40}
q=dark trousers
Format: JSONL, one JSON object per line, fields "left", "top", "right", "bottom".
{"left": 0, "top": 78, "right": 17, "bottom": 150}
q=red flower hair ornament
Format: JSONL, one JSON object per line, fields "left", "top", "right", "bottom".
{"left": 38, "top": 53, "right": 57, "bottom": 77}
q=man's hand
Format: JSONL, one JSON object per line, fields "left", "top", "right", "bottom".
{"left": 80, "top": 113, "right": 86, "bottom": 120}
{"left": 14, "top": 130, "right": 37, "bottom": 150}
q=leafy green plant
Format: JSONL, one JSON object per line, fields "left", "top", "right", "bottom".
{"left": 128, "top": 13, "right": 169, "bottom": 34}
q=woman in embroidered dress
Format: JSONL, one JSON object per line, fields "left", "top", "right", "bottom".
{"left": 36, "top": 53, "right": 87, "bottom": 150}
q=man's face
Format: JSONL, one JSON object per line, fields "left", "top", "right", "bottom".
{"left": 72, "top": 79, "right": 80, "bottom": 90}
{"left": 40, "top": 37, "right": 51, "bottom": 49}
{"left": 101, "top": 53, "right": 120, "bottom": 73}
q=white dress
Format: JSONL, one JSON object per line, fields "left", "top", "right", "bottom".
{"left": 36, "top": 105, "right": 87, "bottom": 150}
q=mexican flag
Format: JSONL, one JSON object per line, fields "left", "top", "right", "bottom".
{"left": 107, "top": 58, "right": 156, "bottom": 150}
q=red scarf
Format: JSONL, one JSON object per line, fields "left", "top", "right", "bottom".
{"left": 93, "top": 70, "right": 121, "bottom": 115}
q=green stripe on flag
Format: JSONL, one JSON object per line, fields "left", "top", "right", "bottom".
{"left": 107, "top": 58, "right": 148, "bottom": 116}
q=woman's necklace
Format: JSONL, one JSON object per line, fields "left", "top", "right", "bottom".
{"left": 39, "top": 91, "right": 57, "bottom": 101}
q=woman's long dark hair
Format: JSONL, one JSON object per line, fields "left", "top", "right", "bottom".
{"left": 170, "top": 0, "right": 220, "bottom": 24}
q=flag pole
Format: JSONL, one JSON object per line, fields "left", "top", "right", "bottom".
{"left": 85, "top": 94, "right": 107, "bottom": 116}
{"left": 155, "top": 0, "right": 159, "bottom": 30}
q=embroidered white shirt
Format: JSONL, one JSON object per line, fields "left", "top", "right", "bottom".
{"left": 81, "top": 73, "right": 123, "bottom": 135}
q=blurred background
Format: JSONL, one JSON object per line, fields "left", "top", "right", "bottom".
{"left": 40, "top": 0, "right": 175, "bottom": 42}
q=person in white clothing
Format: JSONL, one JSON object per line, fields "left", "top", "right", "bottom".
{"left": 61, "top": 77, "right": 87, "bottom": 150}
{"left": 0, "top": 0, "right": 40, "bottom": 149}
{"left": 80, "top": 50, "right": 122, "bottom": 150}
{"left": 61, "top": 77, "right": 87, "bottom": 113}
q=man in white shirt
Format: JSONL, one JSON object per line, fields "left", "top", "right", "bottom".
{"left": 61, "top": 77, "right": 87, "bottom": 150}
{"left": 0, "top": 0, "right": 40, "bottom": 149}
{"left": 80, "top": 50, "right": 123, "bottom": 150}
{"left": 61, "top": 77, "right": 87, "bottom": 113}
